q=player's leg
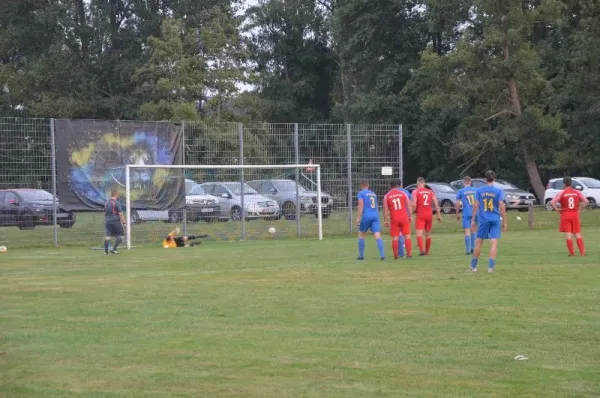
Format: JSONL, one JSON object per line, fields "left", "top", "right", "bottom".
{"left": 357, "top": 220, "right": 368, "bottom": 260}
{"left": 573, "top": 218, "right": 585, "bottom": 256}
{"left": 398, "top": 235, "right": 405, "bottom": 258}
{"left": 470, "top": 222, "right": 488, "bottom": 271}
{"left": 402, "top": 223, "right": 413, "bottom": 258}
{"left": 560, "top": 217, "right": 575, "bottom": 256}
{"left": 425, "top": 220, "right": 432, "bottom": 255}
{"left": 415, "top": 218, "right": 425, "bottom": 255}
{"left": 486, "top": 221, "right": 501, "bottom": 272}
{"left": 372, "top": 219, "right": 385, "bottom": 260}
{"left": 390, "top": 222, "right": 400, "bottom": 259}
{"left": 104, "top": 236, "right": 111, "bottom": 255}
{"left": 462, "top": 216, "right": 472, "bottom": 255}
{"left": 564, "top": 232, "right": 575, "bottom": 256}
{"left": 111, "top": 221, "right": 124, "bottom": 253}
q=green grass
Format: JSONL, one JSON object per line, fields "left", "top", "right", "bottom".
{"left": 1, "top": 211, "right": 600, "bottom": 396}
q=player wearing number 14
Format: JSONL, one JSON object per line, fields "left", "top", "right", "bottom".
{"left": 550, "top": 176, "right": 588, "bottom": 256}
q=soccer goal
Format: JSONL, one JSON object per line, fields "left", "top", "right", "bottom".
{"left": 124, "top": 164, "right": 324, "bottom": 249}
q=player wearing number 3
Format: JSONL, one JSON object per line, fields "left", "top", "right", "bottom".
{"left": 384, "top": 179, "right": 413, "bottom": 259}
{"left": 356, "top": 180, "right": 386, "bottom": 260}
{"left": 550, "top": 176, "right": 588, "bottom": 256}
{"left": 470, "top": 171, "right": 507, "bottom": 273}
{"left": 411, "top": 177, "right": 442, "bottom": 256}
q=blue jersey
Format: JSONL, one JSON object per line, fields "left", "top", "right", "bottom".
{"left": 397, "top": 188, "right": 412, "bottom": 200}
{"left": 456, "top": 187, "right": 477, "bottom": 218}
{"left": 476, "top": 185, "right": 505, "bottom": 222}
{"left": 358, "top": 189, "right": 379, "bottom": 219}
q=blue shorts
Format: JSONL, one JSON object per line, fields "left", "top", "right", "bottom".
{"left": 476, "top": 220, "right": 501, "bottom": 240}
{"left": 359, "top": 216, "right": 381, "bottom": 233}
{"left": 461, "top": 215, "right": 475, "bottom": 229}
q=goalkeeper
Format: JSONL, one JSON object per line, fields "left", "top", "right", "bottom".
{"left": 162, "top": 227, "right": 208, "bottom": 248}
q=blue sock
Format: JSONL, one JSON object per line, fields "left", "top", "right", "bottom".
{"left": 398, "top": 236, "right": 405, "bottom": 257}
{"left": 464, "top": 235, "right": 471, "bottom": 253}
{"left": 471, "top": 235, "right": 477, "bottom": 251}
{"left": 358, "top": 238, "right": 365, "bottom": 258}
{"left": 488, "top": 258, "right": 496, "bottom": 269}
{"left": 470, "top": 257, "right": 479, "bottom": 269}
{"left": 376, "top": 238, "right": 385, "bottom": 258}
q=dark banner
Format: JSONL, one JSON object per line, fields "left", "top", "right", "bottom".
{"left": 55, "top": 120, "right": 184, "bottom": 211}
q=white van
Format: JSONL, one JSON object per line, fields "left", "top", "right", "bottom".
{"left": 544, "top": 177, "right": 600, "bottom": 210}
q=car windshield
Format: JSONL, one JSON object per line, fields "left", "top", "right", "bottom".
{"left": 274, "top": 181, "right": 308, "bottom": 192}
{"left": 188, "top": 185, "right": 207, "bottom": 195}
{"left": 223, "top": 182, "right": 259, "bottom": 195}
{"left": 430, "top": 183, "right": 455, "bottom": 193}
{"left": 18, "top": 190, "right": 54, "bottom": 201}
{"left": 494, "top": 180, "right": 520, "bottom": 189}
{"left": 578, "top": 178, "right": 600, "bottom": 188}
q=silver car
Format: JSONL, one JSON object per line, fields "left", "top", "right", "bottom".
{"left": 200, "top": 182, "right": 280, "bottom": 221}
{"left": 248, "top": 179, "right": 333, "bottom": 220}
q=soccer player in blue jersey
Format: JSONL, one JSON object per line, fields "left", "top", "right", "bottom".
{"left": 356, "top": 180, "right": 385, "bottom": 260}
{"left": 455, "top": 176, "right": 477, "bottom": 255}
{"left": 470, "top": 171, "right": 507, "bottom": 273}
{"left": 396, "top": 183, "right": 412, "bottom": 258}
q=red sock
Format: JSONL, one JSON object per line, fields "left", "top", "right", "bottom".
{"left": 405, "top": 239, "right": 412, "bottom": 257}
{"left": 392, "top": 240, "right": 399, "bottom": 258}
{"left": 417, "top": 236, "right": 424, "bottom": 253}
{"left": 576, "top": 238, "right": 585, "bottom": 256}
{"left": 566, "top": 239, "right": 575, "bottom": 256}
{"left": 425, "top": 238, "right": 432, "bottom": 255}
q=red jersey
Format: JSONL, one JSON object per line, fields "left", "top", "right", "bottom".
{"left": 554, "top": 188, "right": 586, "bottom": 216}
{"left": 385, "top": 190, "right": 411, "bottom": 220}
{"left": 413, "top": 187, "right": 436, "bottom": 218}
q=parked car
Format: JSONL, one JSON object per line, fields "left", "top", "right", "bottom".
{"left": 544, "top": 177, "right": 600, "bottom": 210}
{"left": 200, "top": 182, "right": 280, "bottom": 221}
{"left": 405, "top": 182, "right": 457, "bottom": 214}
{"left": 131, "top": 179, "right": 221, "bottom": 223}
{"left": 450, "top": 178, "right": 537, "bottom": 211}
{"left": 247, "top": 179, "right": 333, "bottom": 220}
{"left": 0, "top": 189, "right": 76, "bottom": 230}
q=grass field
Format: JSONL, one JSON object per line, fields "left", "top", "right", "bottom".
{"left": 1, "top": 211, "right": 600, "bottom": 397}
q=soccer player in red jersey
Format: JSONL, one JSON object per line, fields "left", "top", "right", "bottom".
{"left": 550, "top": 176, "right": 588, "bottom": 256}
{"left": 411, "top": 177, "right": 442, "bottom": 256}
{"left": 384, "top": 179, "right": 414, "bottom": 259}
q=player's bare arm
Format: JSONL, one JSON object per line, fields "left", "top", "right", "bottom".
{"left": 471, "top": 200, "right": 479, "bottom": 230}
{"left": 580, "top": 196, "right": 589, "bottom": 211}
{"left": 356, "top": 199, "right": 364, "bottom": 226}
{"left": 434, "top": 197, "right": 442, "bottom": 222}
{"left": 551, "top": 193, "right": 562, "bottom": 212}
{"left": 500, "top": 201, "right": 507, "bottom": 231}
{"left": 383, "top": 196, "right": 390, "bottom": 226}
{"left": 456, "top": 199, "right": 462, "bottom": 221}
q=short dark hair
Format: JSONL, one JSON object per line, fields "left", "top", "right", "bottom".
{"left": 563, "top": 176, "right": 572, "bottom": 187}
{"left": 417, "top": 177, "right": 425, "bottom": 184}
{"left": 463, "top": 176, "right": 471, "bottom": 183}
{"left": 389, "top": 179, "right": 400, "bottom": 189}
{"left": 360, "top": 180, "right": 369, "bottom": 188}
{"left": 111, "top": 188, "right": 119, "bottom": 197}
{"left": 485, "top": 170, "right": 495, "bottom": 182}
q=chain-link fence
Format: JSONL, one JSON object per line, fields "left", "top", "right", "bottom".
{"left": 0, "top": 118, "right": 403, "bottom": 248}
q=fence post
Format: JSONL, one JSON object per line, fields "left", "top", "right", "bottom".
{"left": 239, "top": 123, "right": 246, "bottom": 240}
{"left": 50, "top": 118, "right": 58, "bottom": 247}
{"left": 528, "top": 203, "right": 534, "bottom": 228}
{"left": 294, "top": 123, "right": 301, "bottom": 237}
{"left": 399, "top": 124, "right": 403, "bottom": 186}
{"left": 181, "top": 121, "right": 187, "bottom": 236}
{"left": 346, "top": 124, "right": 353, "bottom": 234}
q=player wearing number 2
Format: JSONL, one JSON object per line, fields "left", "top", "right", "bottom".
{"left": 384, "top": 179, "right": 413, "bottom": 259}
{"left": 455, "top": 176, "right": 477, "bottom": 255}
{"left": 470, "top": 171, "right": 507, "bottom": 273}
{"left": 550, "top": 176, "right": 588, "bottom": 256}
{"left": 411, "top": 177, "right": 442, "bottom": 256}
{"left": 356, "top": 180, "right": 386, "bottom": 260}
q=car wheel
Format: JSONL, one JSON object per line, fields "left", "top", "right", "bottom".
{"left": 168, "top": 210, "right": 183, "bottom": 223}
{"left": 282, "top": 201, "right": 297, "bottom": 220}
{"left": 441, "top": 200, "right": 454, "bottom": 215}
{"left": 59, "top": 223, "right": 74, "bottom": 228}
{"left": 231, "top": 206, "right": 242, "bottom": 221}
{"left": 131, "top": 210, "right": 141, "bottom": 224}
{"left": 545, "top": 199, "right": 554, "bottom": 211}
{"left": 315, "top": 209, "right": 331, "bottom": 219}
{"left": 18, "top": 211, "right": 36, "bottom": 230}
{"left": 586, "top": 198, "right": 596, "bottom": 210}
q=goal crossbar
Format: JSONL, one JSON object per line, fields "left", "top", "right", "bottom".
{"left": 124, "top": 163, "right": 323, "bottom": 249}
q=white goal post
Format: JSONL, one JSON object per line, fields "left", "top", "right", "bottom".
{"left": 124, "top": 164, "right": 323, "bottom": 249}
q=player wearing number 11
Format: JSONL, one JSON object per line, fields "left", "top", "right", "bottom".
{"left": 384, "top": 179, "right": 413, "bottom": 259}
{"left": 550, "top": 176, "right": 588, "bottom": 256}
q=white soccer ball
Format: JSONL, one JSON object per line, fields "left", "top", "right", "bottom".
{"left": 516, "top": 216, "right": 522, "bottom": 221}
{"left": 0, "top": 246, "right": 7, "bottom": 253}
{"left": 268, "top": 227, "right": 276, "bottom": 234}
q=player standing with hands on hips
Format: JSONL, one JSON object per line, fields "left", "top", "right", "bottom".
{"left": 356, "top": 180, "right": 386, "bottom": 260}
{"left": 550, "top": 176, "right": 588, "bottom": 256}
{"left": 104, "top": 188, "right": 126, "bottom": 255}
{"left": 470, "top": 171, "right": 507, "bottom": 272}
{"left": 411, "top": 177, "right": 442, "bottom": 256}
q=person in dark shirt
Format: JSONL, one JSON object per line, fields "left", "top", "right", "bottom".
{"left": 104, "top": 188, "right": 125, "bottom": 255}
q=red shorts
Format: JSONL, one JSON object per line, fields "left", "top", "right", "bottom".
{"left": 560, "top": 215, "right": 581, "bottom": 234}
{"left": 389, "top": 218, "right": 411, "bottom": 236}
{"left": 415, "top": 216, "right": 433, "bottom": 232}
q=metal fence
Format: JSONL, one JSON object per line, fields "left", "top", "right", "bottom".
{"left": 0, "top": 118, "right": 403, "bottom": 248}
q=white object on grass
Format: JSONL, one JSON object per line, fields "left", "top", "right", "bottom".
{"left": 0, "top": 246, "right": 6, "bottom": 253}
{"left": 268, "top": 227, "right": 276, "bottom": 234}
{"left": 514, "top": 355, "right": 528, "bottom": 360}
{"left": 516, "top": 216, "right": 522, "bottom": 221}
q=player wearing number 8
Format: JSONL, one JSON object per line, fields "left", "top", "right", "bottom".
{"left": 470, "top": 171, "right": 507, "bottom": 272}
{"left": 411, "top": 177, "right": 442, "bottom": 256}
{"left": 550, "top": 176, "right": 588, "bottom": 256}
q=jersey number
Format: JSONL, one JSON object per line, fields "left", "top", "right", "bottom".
{"left": 483, "top": 198, "right": 494, "bottom": 212}
{"left": 466, "top": 195, "right": 474, "bottom": 206}
{"left": 392, "top": 198, "right": 402, "bottom": 211}
{"left": 369, "top": 197, "right": 376, "bottom": 209}
{"left": 568, "top": 197, "right": 575, "bottom": 209}
{"left": 423, "top": 194, "right": 429, "bottom": 206}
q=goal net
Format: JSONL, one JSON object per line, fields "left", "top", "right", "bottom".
{"left": 124, "top": 164, "right": 325, "bottom": 249}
